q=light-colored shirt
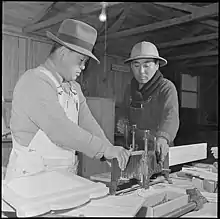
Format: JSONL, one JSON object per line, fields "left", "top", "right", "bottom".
{"left": 10, "top": 60, "right": 113, "bottom": 159}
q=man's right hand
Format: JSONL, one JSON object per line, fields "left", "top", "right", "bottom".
{"left": 104, "top": 146, "right": 131, "bottom": 171}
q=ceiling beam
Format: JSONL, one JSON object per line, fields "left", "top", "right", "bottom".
{"left": 98, "top": 3, "right": 218, "bottom": 42}
{"left": 158, "top": 33, "right": 218, "bottom": 49}
{"left": 187, "top": 61, "right": 218, "bottom": 68}
{"left": 202, "top": 20, "right": 218, "bottom": 28}
{"left": 168, "top": 50, "right": 218, "bottom": 61}
{"left": 2, "top": 24, "right": 52, "bottom": 42}
{"left": 154, "top": 2, "right": 203, "bottom": 13}
{"left": 107, "top": 5, "right": 130, "bottom": 34}
{"left": 27, "top": 2, "right": 56, "bottom": 25}
{"left": 153, "top": 2, "right": 218, "bottom": 27}
{"left": 23, "top": 2, "right": 123, "bottom": 33}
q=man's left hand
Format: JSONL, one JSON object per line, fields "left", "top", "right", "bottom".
{"left": 156, "top": 137, "right": 169, "bottom": 162}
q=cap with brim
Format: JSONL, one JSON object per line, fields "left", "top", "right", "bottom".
{"left": 47, "top": 31, "right": 100, "bottom": 64}
{"left": 124, "top": 55, "right": 167, "bottom": 67}
{"left": 124, "top": 41, "right": 167, "bottom": 67}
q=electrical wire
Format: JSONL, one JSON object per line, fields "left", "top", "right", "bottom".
{"left": 104, "top": 8, "right": 107, "bottom": 76}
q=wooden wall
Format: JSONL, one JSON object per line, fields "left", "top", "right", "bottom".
{"left": 80, "top": 97, "right": 115, "bottom": 177}
{"left": 2, "top": 26, "right": 53, "bottom": 101}
{"left": 162, "top": 65, "right": 218, "bottom": 146}
{"left": 83, "top": 53, "right": 133, "bottom": 107}
{"left": 2, "top": 26, "right": 53, "bottom": 128}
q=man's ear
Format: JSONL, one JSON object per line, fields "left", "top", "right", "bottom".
{"left": 155, "top": 60, "right": 160, "bottom": 70}
{"left": 130, "top": 62, "right": 134, "bottom": 72}
{"left": 57, "top": 46, "right": 67, "bottom": 60}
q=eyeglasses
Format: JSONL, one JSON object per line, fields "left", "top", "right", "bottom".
{"left": 67, "top": 48, "right": 89, "bottom": 69}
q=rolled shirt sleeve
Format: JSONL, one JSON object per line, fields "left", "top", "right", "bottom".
{"left": 11, "top": 69, "right": 111, "bottom": 159}
{"left": 156, "top": 80, "right": 179, "bottom": 144}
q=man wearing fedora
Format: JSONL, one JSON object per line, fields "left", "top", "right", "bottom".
{"left": 5, "top": 19, "right": 130, "bottom": 182}
{"left": 118, "top": 41, "right": 179, "bottom": 167}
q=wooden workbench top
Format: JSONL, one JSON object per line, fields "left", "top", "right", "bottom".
{"left": 2, "top": 169, "right": 218, "bottom": 217}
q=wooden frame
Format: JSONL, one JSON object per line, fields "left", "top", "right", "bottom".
{"left": 98, "top": 3, "right": 218, "bottom": 41}
{"left": 141, "top": 191, "right": 189, "bottom": 217}
{"left": 2, "top": 24, "right": 52, "bottom": 43}
{"left": 107, "top": 5, "right": 130, "bottom": 34}
{"left": 23, "top": 2, "right": 123, "bottom": 33}
{"left": 153, "top": 2, "right": 218, "bottom": 28}
{"left": 187, "top": 61, "right": 218, "bottom": 68}
{"left": 158, "top": 33, "right": 218, "bottom": 49}
{"left": 27, "top": 2, "right": 55, "bottom": 25}
{"left": 168, "top": 51, "right": 217, "bottom": 61}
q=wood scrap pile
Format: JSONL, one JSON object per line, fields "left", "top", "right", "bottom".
{"left": 179, "top": 163, "right": 218, "bottom": 193}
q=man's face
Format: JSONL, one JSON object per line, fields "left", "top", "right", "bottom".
{"left": 131, "top": 58, "right": 159, "bottom": 84}
{"left": 58, "top": 46, "right": 89, "bottom": 82}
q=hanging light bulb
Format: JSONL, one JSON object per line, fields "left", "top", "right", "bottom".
{"left": 99, "top": 2, "right": 107, "bottom": 22}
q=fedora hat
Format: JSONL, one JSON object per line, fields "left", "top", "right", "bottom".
{"left": 46, "top": 19, "right": 100, "bottom": 63}
{"left": 124, "top": 41, "right": 167, "bottom": 67}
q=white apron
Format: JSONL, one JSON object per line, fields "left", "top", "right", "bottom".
{"left": 5, "top": 67, "right": 79, "bottom": 183}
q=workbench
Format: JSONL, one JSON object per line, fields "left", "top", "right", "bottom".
{"left": 1, "top": 141, "right": 217, "bottom": 217}
{"left": 2, "top": 170, "right": 217, "bottom": 217}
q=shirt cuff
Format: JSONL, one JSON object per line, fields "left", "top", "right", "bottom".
{"left": 156, "top": 131, "right": 171, "bottom": 145}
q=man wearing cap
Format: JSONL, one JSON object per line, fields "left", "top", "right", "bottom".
{"left": 118, "top": 41, "right": 179, "bottom": 166}
{"left": 5, "top": 19, "right": 130, "bottom": 182}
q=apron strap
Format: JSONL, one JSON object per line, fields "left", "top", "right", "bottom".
{"left": 39, "top": 67, "right": 62, "bottom": 91}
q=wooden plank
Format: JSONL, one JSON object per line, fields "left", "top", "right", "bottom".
{"left": 153, "top": 193, "right": 189, "bottom": 217}
{"left": 2, "top": 24, "right": 23, "bottom": 33}
{"left": 2, "top": 24, "right": 52, "bottom": 42}
{"left": 153, "top": 2, "right": 218, "bottom": 27}
{"left": 181, "top": 166, "right": 218, "bottom": 181}
{"left": 23, "top": 2, "right": 123, "bottom": 32}
{"left": 187, "top": 61, "right": 218, "bottom": 68}
{"left": 141, "top": 191, "right": 188, "bottom": 217}
{"left": 27, "top": 2, "right": 55, "bottom": 25}
{"left": 26, "top": 38, "right": 32, "bottom": 69}
{"left": 18, "top": 37, "right": 26, "bottom": 77}
{"left": 158, "top": 33, "right": 218, "bottom": 49}
{"left": 3, "top": 170, "right": 109, "bottom": 217}
{"left": 31, "top": 40, "right": 53, "bottom": 68}
{"left": 154, "top": 2, "right": 205, "bottom": 13}
{"left": 169, "top": 143, "right": 207, "bottom": 166}
{"left": 202, "top": 20, "right": 218, "bottom": 28}
{"left": 61, "top": 192, "right": 146, "bottom": 217}
{"left": 98, "top": 3, "right": 218, "bottom": 41}
{"left": 168, "top": 50, "right": 218, "bottom": 61}
{"left": 2, "top": 34, "right": 19, "bottom": 100}
{"left": 107, "top": 6, "right": 129, "bottom": 34}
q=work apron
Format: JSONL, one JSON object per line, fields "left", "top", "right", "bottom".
{"left": 129, "top": 92, "right": 160, "bottom": 150}
{"left": 129, "top": 91, "right": 170, "bottom": 171}
{"left": 5, "top": 67, "right": 79, "bottom": 183}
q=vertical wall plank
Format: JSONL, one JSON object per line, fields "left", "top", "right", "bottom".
{"left": 32, "top": 40, "right": 52, "bottom": 68}
{"left": 84, "top": 54, "right": 132, "bottom": 106}
{"left": 26, "top": 38, "right": 33, "bottom": 69}
{"left": 2, "top": 34, "right": 19, "bottom": 100}
{"left": 18, "top": 37, "right": 26, "bottom": 78}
